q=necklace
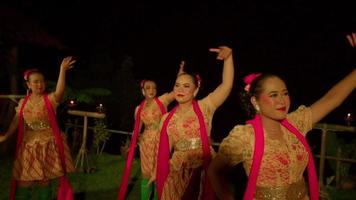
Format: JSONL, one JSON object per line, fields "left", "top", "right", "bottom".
{"left": 28, "top": 96, "right": 43, "bottom": 107}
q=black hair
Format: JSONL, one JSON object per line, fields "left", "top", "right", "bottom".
{"left": 177, "top": 72, "right": 201, "bottom": 88}
{"left": 239, "top": 73, "right": 281, "bottom": 119}
{"left": 23, "top": 69, "right": 44, "bottom": 91}
{"left": 140, "top": 79, "right": 157, "bottom": 89}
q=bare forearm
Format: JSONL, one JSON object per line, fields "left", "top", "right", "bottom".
{"left": 209, "top": 47, "right": 235, "bottom": 107}
{"left": 311, "top": 68, "right": 356, "bottom": 124}
{"left": 54, "top": 69, "right": 66, "bottom": 102}
{"left": 326, "top": 68, "right": 355, "bottom": 100}
{"left": 54, "top": 56, "right": 75, "bottom": 102}
{"left": 221, "top": 55, "right": 234, "bottom": 92}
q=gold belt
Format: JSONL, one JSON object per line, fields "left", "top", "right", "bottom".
{"left": 26, "top": 121, "right": 51, "bottom": 131}
{"left": 255, "top": 180, "right": 307, "bottom": 200}
{"left": 175, "top": 138, "right": 201, "bottom": 151}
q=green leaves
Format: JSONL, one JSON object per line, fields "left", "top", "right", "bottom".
{"left": 47, "top": 80, "right": 112, "bottom": 104}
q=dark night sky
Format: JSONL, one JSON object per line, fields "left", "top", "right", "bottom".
{"left": 1, "top": 1, "right": 356, "bottom": 139}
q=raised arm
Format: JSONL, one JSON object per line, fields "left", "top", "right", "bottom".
{"left": 310, "top": 68, "right": 356, "bottom": 124}
{"left": 310, "top": 34, "right": 356, "bottom": 124}
{"left": 54, "top": 56, "right": 76, "bottom": 102}
{"left": 208, "top": 46, "right": 234, "bottom": 108}
{"left": 165, "top": 60, "right": 186, "bottom": 103}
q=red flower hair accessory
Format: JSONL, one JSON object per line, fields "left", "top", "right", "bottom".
{"left": 140, "top": 80, "right": 146, "bottom": 88}
{"left": 23, "top": 69, "right": 39, "bottom": 81}
{"left": 243, "top": 73, "right": 262, "bottom": 92}
{"left": 195, "top": 74, "right": 202, "bottom": 88}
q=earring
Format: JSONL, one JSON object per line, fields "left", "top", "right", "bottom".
{"left": 255, "top": 105, "right": 260, "bottom": 113}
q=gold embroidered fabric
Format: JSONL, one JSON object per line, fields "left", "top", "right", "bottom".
{"left": 175, "top": 137, "right": 202, "bottom": 151}
{"left": 255, "top": 179, "right": 307, "bottom": 200}
{"left": 25, "top": 121, "right": 50, "bottom": 131}
{"left": 219, "top": 106, "right": 312, "bottom": 196}
{"left": 160, "top": 94, "right": 216, "bottom": 200}
{"left": 139, "top": 93, "right": 170, "bottom": 178}
{"left": 14, "top": 93, "right": 75, "bottom": 181}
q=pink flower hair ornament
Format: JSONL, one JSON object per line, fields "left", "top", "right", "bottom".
{"left": 140, "top": 79, "right": 146, "bottom": 88}
{"left": 195, "top": 74, "right": 202, "bottom": 88}
{"left": 243, "top": 73, "right": 262, "bottom": 92}
{"left": 23, "top": 69, "right": 39, "bottom": 81}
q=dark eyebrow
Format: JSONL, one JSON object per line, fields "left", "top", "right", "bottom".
{"left": 267, "top": 91, "right": 278, "bottom": 95}
{"left": 268, "top": 88, "right": 288, "bottom": 95}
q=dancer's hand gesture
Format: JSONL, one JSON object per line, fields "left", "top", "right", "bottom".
{"left": 209, "top": 46, "right": 232, "bottom": 60}
{"left": 178, "top": 60, "right": 185, "bottom": 75}
{"left": 60, "top": 56, "right": 76, "bottom": 72}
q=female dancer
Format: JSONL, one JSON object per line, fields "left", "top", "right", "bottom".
{"left": 208, "top": 34, "right": 356, "bottom": 200}
{"left": 0, "top": 56, "right": 76, "bottom": 200}
{"left": 118, "top": 62, "right": 184, "bottom": 200}
{"left": 151, "top": 46, "right": 234, "bottom": 200}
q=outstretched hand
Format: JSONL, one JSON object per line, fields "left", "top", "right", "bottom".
{"left": 178, "top": 60, "right": 185, "bottom": 75}
{"left": 347, "top": 33, "right": 356, "bottom": 48}
{"left": 60, "top": 56, "right": 76, "bottom": 71}
{"left": 209, "top": 46, "right": 232, "bottom": 60}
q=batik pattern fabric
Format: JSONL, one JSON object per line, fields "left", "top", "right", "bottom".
{"left": 13, "top": 93, "right": 74, "bottom": 181}
{"left": 139, "top": 93, "right": 170, "bottom": 178}
{"left": 161, "top": 94, "right": 216, "bottom": 200}
{"left": 219, "top": 106, "right": 312, "bottom": 200}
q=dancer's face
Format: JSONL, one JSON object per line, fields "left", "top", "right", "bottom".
{"left": 142, "top": 81, "right": 157, "bottom": 99}
{"left": 252, "top": 77, "right": 290, "bottom": 120}
{"left": 27, "top": 73, "right": 46, "bottom": 95}
{"left": 173, "top": 74, "right": 198, "bottom": 104}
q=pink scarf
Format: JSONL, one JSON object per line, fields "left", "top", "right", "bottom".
{"left": 117, "top": 98, "right": 166, "bottom": 200}
{"left": 156, "top": 100, "right": 214, "bottom": 200}
{"left": 10, "top": 94, "right": 73, "bottom": 200}
{"left": 244, "top": 114, "right": 319, "bottom": 200}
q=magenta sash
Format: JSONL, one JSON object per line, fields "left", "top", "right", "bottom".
{"left": 192, "top": 100, "right": 215, "bottom": 200}
{"left": 10, "top": 94, "right": 73, "bottom": 200}
{"left": 117, "top": 98, "right": 166, "bottom": 200}
{"left": 156, "top": 105, "right": 177, "bottom": 199}
{"left": 245, "top": 114, "right": 319, "bottom": 200}
{"left": 156, "top": 100, "right": 214, "bottom": 200}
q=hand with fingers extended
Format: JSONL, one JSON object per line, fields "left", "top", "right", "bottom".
{"left": 209, "top": 46, "right": 232, "bottom": 60}
{"left": 178, "top": 60, "right": 185, "bottom": 75}
{"left": 60, "top": 56, "right": 76, "bottom": 72}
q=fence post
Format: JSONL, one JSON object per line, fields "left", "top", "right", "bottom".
{"left": 319, "top": 124, "right": 328, "bottom": 188}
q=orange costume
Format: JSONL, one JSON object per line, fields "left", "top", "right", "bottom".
{"left": 219, "top": 106, "right": 313, "bottom": 200}
{"left": 139, "top": 93, "right": 172, "bottom": 178}
{"left": 13, "top": 93, "right": 74, "bottom": 182}
{"left": 159, "top": 95, "right": 216, "bottom": 200}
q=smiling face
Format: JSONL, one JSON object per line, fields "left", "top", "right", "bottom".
{"left": 252, "top": 76, "right": 290, "bottom": 120}
{"left": 26, "top": 72, "right": 46, "bottom": 95}
{"left": 142, "top": 80, "right": 157, "bottom": 99}
{"left": 173, "top": 74, "right": 198, "bottom": 104}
